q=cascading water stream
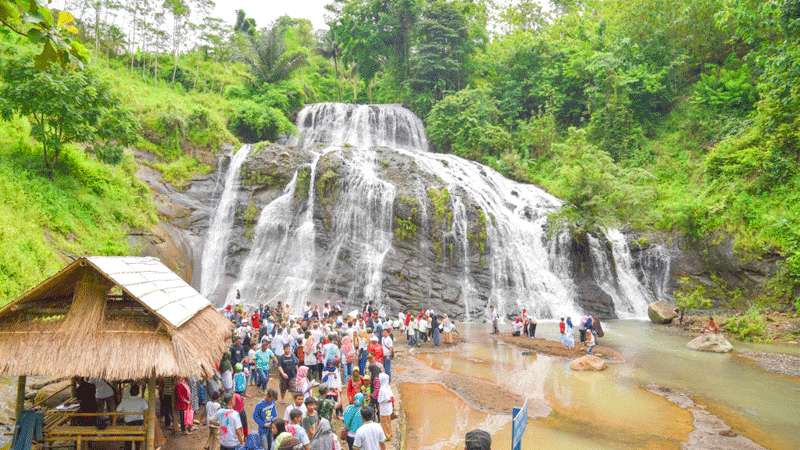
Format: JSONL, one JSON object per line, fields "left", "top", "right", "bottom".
{"left": 204, "top": 103, "right": 670, "bottom": 318}
{"left": 200, "top": 144, "right": 251, "bottom": 299}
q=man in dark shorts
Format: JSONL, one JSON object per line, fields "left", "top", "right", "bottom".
{"left": 277, "top": 344, "right": 298, "bottom": 402}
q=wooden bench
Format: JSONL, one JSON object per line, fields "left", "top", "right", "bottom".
{"left": 42, "top": 412, "right": 146, "bottom": 449}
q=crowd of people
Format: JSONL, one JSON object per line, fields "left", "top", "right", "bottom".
{"left": 498, "top": 306, "right": 604, "bottom": 355}
{"left": 185, "top": 299, "right": 459, "bottom": 450}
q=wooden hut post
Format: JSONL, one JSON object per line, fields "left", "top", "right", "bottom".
{"left": 146, "top": 376, "right": 156, "bottom": 450}
{"left": 15, "top": 375, "right": 26, "bottom": 421}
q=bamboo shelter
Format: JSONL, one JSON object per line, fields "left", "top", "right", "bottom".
{"left": 0, "top": 256, "right": 232, "bottom": 449}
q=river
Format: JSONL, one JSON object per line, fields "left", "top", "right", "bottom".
{"left": 398, "top": 321, "right": 800, "bottom": 449}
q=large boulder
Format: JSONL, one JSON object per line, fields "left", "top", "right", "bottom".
{"left": 570, "top": 355, "right": 608, "bottom": 371}
{"left": 648, "top": 300, "right": 678, "bottom": 324}
{"left": 687, "top": 333, "right": 733, "bottom": 353}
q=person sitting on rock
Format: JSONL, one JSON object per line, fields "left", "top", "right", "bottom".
{"left": 703, "top": 316, "right": 721, "bottom": 334}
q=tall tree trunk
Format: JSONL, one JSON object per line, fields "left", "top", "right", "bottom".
{"left": 171, "top": 16, "right": 179, "bottom": 83}
{"left": 94, "top": 1, "right": 101, "bottom": 53}
{"left": 333, "top": 53, "right": 342, "bottom": 101}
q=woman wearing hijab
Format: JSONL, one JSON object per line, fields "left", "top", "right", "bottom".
{"left": 295, "top": 366, "right": 312, "bottom": 398}
{"left": 564, "top": 317, "right": 575, "bottom": 349}
{"left": 346, "top": 368, "right": 364, "bottom": 404}
{"left": 342, "top": 393, "right": 365, "bottom": 450}
{"left": 377, "top": 372, "right": 394, "bottom": 440}
{"left": 310, "top": 417, "right": 341, "bottom": 450}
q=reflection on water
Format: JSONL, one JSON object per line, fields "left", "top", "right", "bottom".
{"left": 402, "top": 321, "right": 799, "bottom": 449}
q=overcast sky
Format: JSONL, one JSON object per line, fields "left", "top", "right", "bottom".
{"left": 213, "top": 0, "right": 331, "bottom": 30}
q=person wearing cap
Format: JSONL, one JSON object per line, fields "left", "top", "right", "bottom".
{"left": 465, "top": 428, "right": 491, "bottom": 450}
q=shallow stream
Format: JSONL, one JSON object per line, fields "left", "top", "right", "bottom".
{"left": 400, "top": 321, "right": 800, "bottom": 449}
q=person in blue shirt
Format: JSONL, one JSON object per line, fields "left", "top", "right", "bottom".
{"left": 252, "top": 389, "right": 278, "bottom": 450}
{"left": 233, "top": 363, "right": 247, "bottom": 395}
{"left": 254, "top": 342, "right": 277, "bottom": 392}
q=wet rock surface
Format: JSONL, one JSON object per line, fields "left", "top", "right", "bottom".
{"left": 687, "top": 333, "right": 734, "bottom": 353}
{"left": 569, "top": 355, "right": 608, "bottom": 371}
{"left": 498, "top": 334, "right": 625, "bottom": 362}
{"left": 647, "top": 385, "right": 765, "bottom": 450}
{"left": 648, "top": 300, "right": 678, "bottom": 324}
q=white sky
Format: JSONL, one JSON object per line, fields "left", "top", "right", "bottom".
{"left": 213, "top": 0, "right": 331, "bottom": 30}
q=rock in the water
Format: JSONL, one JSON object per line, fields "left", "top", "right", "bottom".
{"left": 569, "top": 355, "right": 607, "bottom": 371}
{"left": 686, "top": 333, "right": 733, "bottom": 353}
{"left": 648, "top": 300, "right": 678, "bottom": 324}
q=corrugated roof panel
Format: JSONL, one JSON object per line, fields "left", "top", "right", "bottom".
{"left": 87, "top": 256, "right": 212, "bottom": 327}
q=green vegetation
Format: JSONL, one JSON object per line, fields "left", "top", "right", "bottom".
{"left": 0, "top": 117, "right": 155, "bottom": 301}
{"left": 1, "top": 56, "right": 138, "bottom": 176}
{"left": 242, "top": 199, "right": 260, "bottom": 240}
{"left": 294, "top": 166, "right": 311, "bottom": 202}
{"left": 329, "top": 0, "right": 800, "bottom": 313}
{"left": 2, "top": 0, "right": 800, "bottom": 320}
{"left": 468, "top": 208, "right": 488, "bottom": 265}
{"left": 427, "top": 187, "right": 452, "bottom": 262}
{"left": 723, "top": 306, "right": 768, "bottom": 342}
{"left": 673, "top": 277, "right": 714, "bottom": 324}
{"left": 394, "top": 196, "right": 419, "bottom": 241}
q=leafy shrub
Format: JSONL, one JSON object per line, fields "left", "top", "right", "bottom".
{"left": 723, "top": 306, "right": 767, "bottom": 341}
{"left": 154, "top": 156, "right": 210, "bottom": 190}
{"left": 692, "top": 58, "right": 757, "bottom": 114}
{"left": 228, "top": 100, "right": 295, "bottom": 143}
{"left": 94, "top": 143, "right": 125, "bottom": 165}
{"left": 426, "top": 88, "right": 511, "bottom": 159}
{"left": 674, "top": 277, "right": 713, "bottom": 322}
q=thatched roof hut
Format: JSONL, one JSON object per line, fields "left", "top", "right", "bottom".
{"left": 0, "top": 256, "right": 232, "bottom": 380}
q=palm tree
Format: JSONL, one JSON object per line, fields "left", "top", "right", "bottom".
{"left": 316, "top": 29, "right": 342, "bottom": 101}
{"left": 247, "top": 25, "right": 306, "bottom": 84}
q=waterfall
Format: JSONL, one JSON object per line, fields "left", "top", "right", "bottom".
{"left": 200, "top": 144, "right": 251, "bottom": 299}
{"left": 205, "top": 103, "right": 669, "bottom": 319}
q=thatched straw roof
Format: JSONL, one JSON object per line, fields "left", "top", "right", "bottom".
{"left": 0, "top": 257, "right": 232, "bottom": 380}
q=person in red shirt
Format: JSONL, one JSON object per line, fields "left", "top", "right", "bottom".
{"left": 175, "top": 378, "right": 191, "bottom": 434}
{"left": 559, "top": 317, "right": 566, "bottom": 335}
{"left": 367, "top": 335, "right": 384, "bottom": 363}
{"left": 251, "top": 311, "right": 261, "bottom": 330}
{"left": 232, "top": 391, "right": 249, "bottom": 436}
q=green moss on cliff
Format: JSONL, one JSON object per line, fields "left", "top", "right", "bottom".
{"left": 468, "top": 208, "right": 489, "bottom": 266}
{"left": 294, "top": 166, "right": 311, "bottom": 202}
{"left": 427, "top": 187, "right": 453, "bottom": 263}
{"left": 243, "top": 199, "right": 260, "bottom": 240}
{"left": 394, "top": 196, "right": 419, "bottom": 241}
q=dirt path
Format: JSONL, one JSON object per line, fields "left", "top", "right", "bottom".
{"left": 163, "top": 373, "right": 399, "bottom": 450}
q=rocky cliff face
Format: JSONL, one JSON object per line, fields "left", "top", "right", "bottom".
{"left": 138, "top": 104, "right": 681, "bottom": 320}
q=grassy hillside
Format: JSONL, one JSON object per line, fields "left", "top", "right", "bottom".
{"left": 0, "top": 36, "right": 243, "bottom": 303}
{"left": 0, "top": 117, "right": 156, "bottom": 302}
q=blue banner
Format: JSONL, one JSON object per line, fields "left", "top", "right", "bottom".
{"left": 512, "top": 399, "right": 528, "bottom": 450}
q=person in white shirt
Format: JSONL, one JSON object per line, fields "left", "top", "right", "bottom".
{"left": 380, "top": 329, "right": 394, "bottom": 381}
{"left": 283, "top": 392, "right": 308, "bottom": 421}
{"left": 116, "top": 384, "right": 148, "bottom": 425}
{"left": 353, "top": 406, "right": 386, "bottom": 450}
{"left": 91, "top": 378, "right": 116, "bottom": 413}
{"left": 417, "top": 316, "right": 428, "bottom": 343}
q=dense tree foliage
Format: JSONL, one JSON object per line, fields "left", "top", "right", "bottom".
{"left": 1, "top": 0, "right": 799, "bottom": 312}
{"left": 0, "top": 56, "right": 137, "bottom": 175}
